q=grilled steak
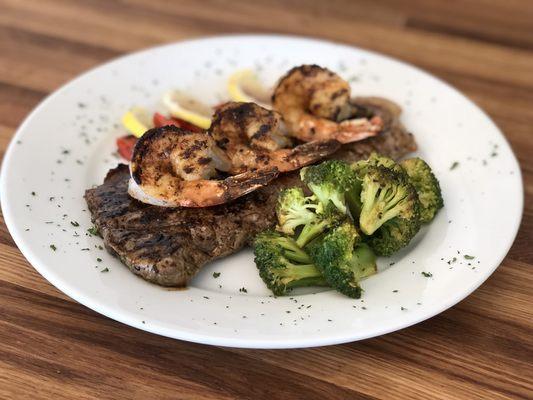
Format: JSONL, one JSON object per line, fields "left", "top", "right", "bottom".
{"left": 85, "top": 97, "right": 417, "bottom": 286}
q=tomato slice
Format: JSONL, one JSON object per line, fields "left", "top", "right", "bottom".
{"left": 152, "top": 112, "right": 204, "bottom": 132}
{"left": 153, "top": 112, "right": 180, "bottom": 128}
{"left": 116, "top": 134, "right": 138, "bottom": 161}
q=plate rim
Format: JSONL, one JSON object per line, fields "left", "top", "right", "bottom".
{"left": 0, "top": 33, "right": 524, "bottom": 348}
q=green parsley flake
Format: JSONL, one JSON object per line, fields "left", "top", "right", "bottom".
{"left": 450, "top": 161, "right": 459, "bottom": 170}
{"left": 70, "top": 221, "right": 80, "bottom": 227}
{"left": 50, "top": 244, "right": 57, "bottom": 251}
{"left": 464, "top": 255, "right": 475, "bottom": 260}
{"left": 212, "top": 272, "right": 221, "bottom": 279}
{"left": 101, "top": 268, "right": 109, "bottom": 273}
{"left": 87, "top": 226, "right": 99, "bottom": 236}
{"left": 421, "top": 271, "right": 433, "bottom": 277}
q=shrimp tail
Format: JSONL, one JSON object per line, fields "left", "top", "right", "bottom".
{"left": 271, "top": 139, "right": 341, "bottom": 172}
{"left": 290, "top": 139, "right": 341, "bottom": 162}
{"left": 336, "top": 115, "right": 384, "bottom": 144}
{"left": 221, "top": 168, "right": 280, "bottom": 201}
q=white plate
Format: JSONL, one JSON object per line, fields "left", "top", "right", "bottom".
{"left": 0, "top": 35, "right": 523, "bottom": 348}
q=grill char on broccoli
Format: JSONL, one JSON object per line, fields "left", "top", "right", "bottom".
{"left": 300, "top": 160, "right": 360, "bottom": 216}
{"left": 353, "top": 152, "right": 404, "bottom": 176}
{"left": 400, "top": 157, "right": 443, "bottom": 223}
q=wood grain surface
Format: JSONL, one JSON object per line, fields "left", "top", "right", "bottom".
{"left": 0, "top": 1, "right": 532, "bottom": 399}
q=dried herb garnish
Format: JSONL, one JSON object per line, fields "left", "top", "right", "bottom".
{"left": 87, "top": 226, "right": 99, "bottom": 236}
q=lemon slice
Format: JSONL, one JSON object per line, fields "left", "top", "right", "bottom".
{"left": 227, "top": 69, "right": 271, "bottom": 107}
{"left": 162, "top": 91, "right": 212, "bottom": 129}
{"left": 122, "top": 107, "right": 152, "bottom": 138}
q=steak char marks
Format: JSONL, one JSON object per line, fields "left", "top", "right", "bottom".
{"left": 85, "top": 98, "right": 417, "bottom": 286}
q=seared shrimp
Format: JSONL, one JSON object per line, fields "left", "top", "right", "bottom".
{"left": 209, "top": 102, "right": 341, "bottom": 174}
{"left": 129, "top": 102, "right": 340, "bottom": 208}
{"left": 272, "top": 65, "right": 383, "bottom": 144}
{"left": 129, "top": 126, "right": 279, "bottom": 207}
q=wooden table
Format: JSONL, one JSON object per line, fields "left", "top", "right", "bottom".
{"left": 1, "top": 1, "right": 532, "bottom": 398}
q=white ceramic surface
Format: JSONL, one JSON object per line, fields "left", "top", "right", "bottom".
{"left": 0, "top": 35, "right": 523, "bottom": 348}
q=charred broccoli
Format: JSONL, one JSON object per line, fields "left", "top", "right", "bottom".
{"left": 300, "top": 160, "right": 360, "bottom": 215}
{"left": 353, "top": 152, "right": 404, "bottom": 176}
{"left": 254, "top": 231, "right": 327, "bottom": 296}
{"left": 307, "top": 222, "right": 377, "bottom": 298}
{"left": 359, "top": 165, "right": 421, "bottom": 236}
{"left": 254, "top": 153, "right": 443, "bottom": 299}
{"left": 276, "top": 187, "right": 343, "bottom": 247}
{"left": 366, "top": 217, "right": 421, "bottom": 256}
{"left": 400, "top": 157, "right": 443, "bottom": 223}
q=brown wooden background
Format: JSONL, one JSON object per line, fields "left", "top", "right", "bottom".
{"left": 1, "top": 1, "right": 532, "bottom": 399}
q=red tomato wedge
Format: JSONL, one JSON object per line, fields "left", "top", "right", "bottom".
{"left": 116, "top": 135, "right": 138, "bottom": 161}
{"left": 153, "top": 112, "right": 204, "bottom": 132}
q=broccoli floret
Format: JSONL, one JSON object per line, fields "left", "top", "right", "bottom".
{"left": 276, "top": 187, "right": 343, "bottom": 248}
{"left": 300, "top": 160, "right": 359, "bottom": 215}
{"left": 350, "top": 153, "right": 404, "bottom": 217}
{"left": 366, "top": 217, "right": 421, "bottom": 256}
{"left": 400, "top": 158, "right": 444, "bottom": 223}
{"left": 307, "top": 222, "right": 377, "bottom": 299}
{"left": 276, "top": 187, "right": 319, "bottom": 236}
{"left": 352, "top": 152, "right": 403, "bottom": 177}
{"left": 359, "top": 165, "right": 420, "bottom": 236}
{"left": 254, "top": 231, "right": 327, "bottom": 296}
{"left": 350, "top": 243, "right": 378, "bottom": 280}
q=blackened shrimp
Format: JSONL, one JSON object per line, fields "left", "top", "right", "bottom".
{"left": 129, "top": 102, "right": 340, "bottom": 208}
{"left": 209, "top": 102, "right": 340, "bottom": 174}
{"left": 129, "top": 126, "right": 279, "bottom": 207}
{"left": 272, "top": 65, "right": 383, "bottom": 143}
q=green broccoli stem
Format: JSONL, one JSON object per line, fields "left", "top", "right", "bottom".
{"left": 281, "top": 263, "right": 323, "bottom": 281}
{"left": 274, "top": 236, "right": 312, "bottom": 264}
{"left": 280, "top": 263, "right": 328, "bottom": 288}
{"left": 288, "top": 275, "right": 329, "bottom": 289}
{"left": 295, "top": 220, "right": 329, "bottom": 248}
{"left": 346, "top": 183, "right": 362, "bottom": 218}
{"left": 285, "top": 203, "right": 319, "bottom": 227}
{"left": 360, "top": 184, "right": 404, "bottom": 235}
{"left": 277, "top": 263, "right": 328, "bottom": 288}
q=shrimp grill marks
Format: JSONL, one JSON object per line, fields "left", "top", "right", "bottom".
{"left": 272, "top": 64, "right": 383, "bottom": 144}
{"left": 129, "top": 125, "right": 278, "bottom": 208}
{"left": 210, "top": 102, "right": 289, "bottom": 153}
{"left": 131, "top": 126, "right": 193, "bottom": 185}
{"left": 209, "top": 102, "right": 340, "bottom": 175}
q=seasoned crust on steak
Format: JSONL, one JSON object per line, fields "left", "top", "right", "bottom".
{"left": 85, "top": 97, "right": 417, "bottom": 286}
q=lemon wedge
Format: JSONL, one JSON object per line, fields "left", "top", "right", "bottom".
{"left": 162, "top": 91, "right": 212, "bottom": 129}
{"left": 122, "top": 107, "right": 152, "bottom": 138}
{"left": 227, "top": 69, "right": 271, "bottom": 107}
